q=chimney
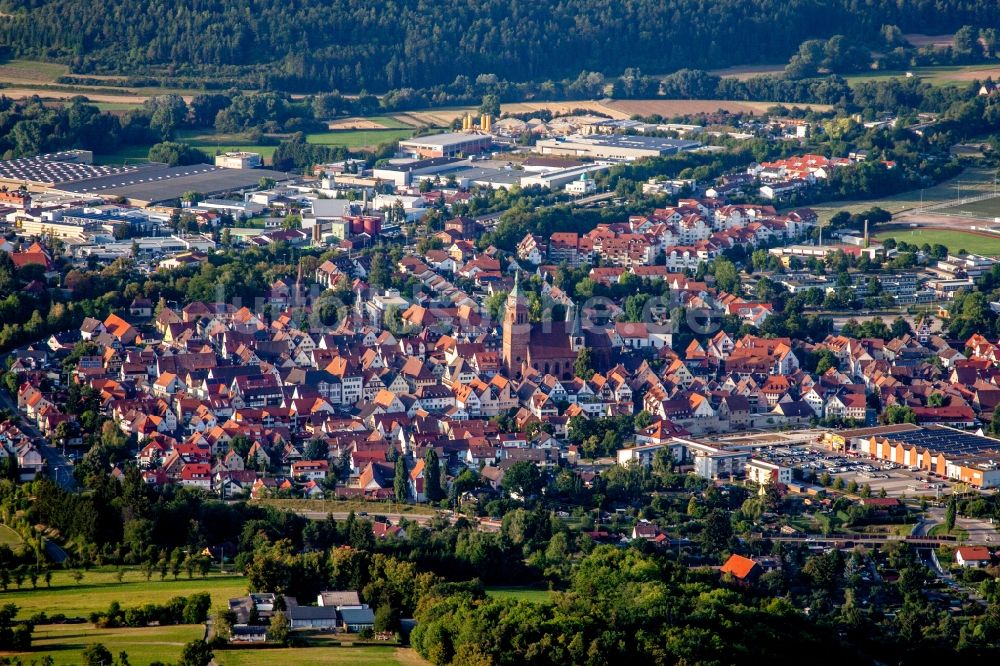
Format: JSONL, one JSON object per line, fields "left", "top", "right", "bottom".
{"left": 863, "top": 218, "right": 869, "bottom": 249}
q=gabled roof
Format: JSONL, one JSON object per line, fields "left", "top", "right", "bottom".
{"left": 720, "top": 554, "right": 760, "bottom": 580}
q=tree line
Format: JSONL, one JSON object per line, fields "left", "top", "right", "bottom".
{"left": 2, "top": 0, "right": 1000, "bottom": 93}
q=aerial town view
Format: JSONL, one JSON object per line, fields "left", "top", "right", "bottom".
{"left": 4, "top": 2, "right": 1000, "bottom": 665}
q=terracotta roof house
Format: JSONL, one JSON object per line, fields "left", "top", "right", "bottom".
{"left": 955, "top": 546, "right": 992, "bottom": 568}
{"left": 720, "top": 554, "right": 762, "bottom": 584}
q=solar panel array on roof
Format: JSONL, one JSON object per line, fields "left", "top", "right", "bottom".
{"left": 0, "top": 151, "right": 137, "bottom": 186}
{"left": 885, "top": 426, "right": 1000, "bottom": 456}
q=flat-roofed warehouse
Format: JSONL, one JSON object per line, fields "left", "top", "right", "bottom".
{"left": 0, "top": 150, "right": 136, "bottom": 191}
{"left": 51, "top": 164, "right": 298, "bottom": 207}
{"left": 397, "top": 133, "right": 492, "bottom": 159}
{"left": 535, "top": 134, "right": 700, "bottom": 161}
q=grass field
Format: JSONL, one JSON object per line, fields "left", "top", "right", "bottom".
{"left": 0, "top": 620, "right": 429, "bottom": 665}
{"left": 874, "top": 228, "right": 1000, "bottom": 256}
{"left": 807, "top": 167, "right": 999, "bottom": 223}
{"left": 935, "top": 195, "right": 1000, "bottom": 220}
{"left": 843, "top": 64, "right": 1000, "bottom": 88}
{"left": 93, "top": 145, "right": 155, "bottom": 165}
{"left": 0, "top": 524, "right": 23, "bottom": 547}
{"left": 0, "top": 59, "right": 67, "bottom": 84}
{"left": 254, "top": 498, "right": 436, "bottom": 516}
{"left": 484, "top": 586, "right": 555, "bottom": 604}
{"left": 215, "top": 645, "right": 425, "bottom": 666}
{"left": 92, "top": 101, "right": 144, "bottom": 112}
{"left": 0, "top": 568, "right": 248, "bottom": 619}
{"left": 929, "top": 524, "right": 970, "bottom": 539}
{"left": 306, "top": 128, "right": 413, "bottom": 149}
{"left": 0, "top": 623, "right": 202, "bottom": 665}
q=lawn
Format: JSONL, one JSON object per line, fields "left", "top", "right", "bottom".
{"left": 0, "top": 524, "right": 23, "bottom": 547}
{"left": 0, "top": 568, "right": 248, "bottom": 619}
{"left": 928, "top": 524, "right": 970, "bottom": 540}
{"left": 305, "top": 129, "right": 413, "bottom": 149}
{"left": 215, "top": 645, "right": 423, "bottom": 666}
{"left": 874, "top": 228, "right": 1000, "bottom": 256}
{"left": 0, "top": 623, "right": 203, "bottom": 665}
{"left": 485, "top": 586, "right": 555, "bottom": 604}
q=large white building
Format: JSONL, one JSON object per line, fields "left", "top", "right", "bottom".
{"left": 745, "top": 459, "right": 792, "bottom": 486}
{"left": 214, "top": 152, "right": 263, "bottom": 169}
{"left": 535, "top": 135, "right": 700, "bottom": 161}
{"left": 398, "top": 133, "right": 492, "bottom": 159}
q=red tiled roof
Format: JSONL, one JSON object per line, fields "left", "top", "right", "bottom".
{"left": 720, "top": 554, "right": 759, "bottom": 580}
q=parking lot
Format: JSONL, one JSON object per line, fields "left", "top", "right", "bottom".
{"left": 754, "top": 444, "right": 956, "bottom": 499}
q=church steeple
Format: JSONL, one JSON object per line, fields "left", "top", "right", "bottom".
{"left": 568, "top": 299, "right": 584, "bottom": 352}
{"left": 502, "top": 271, "right": 530, "bottom": 377}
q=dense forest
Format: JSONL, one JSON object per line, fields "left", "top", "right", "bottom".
{"left": 2, "top": 0, "right": 1000, "bottom": 92}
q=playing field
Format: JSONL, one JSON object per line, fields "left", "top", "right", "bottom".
{"left": 933, "top": 195, "right": 1000, "bottom": 220}
{"left": 305, "top": 128, "right": 413, "bottom": 149}
{"left": 807, "top": 167, "right": 998, "bottom": 223}
{"left": 874, "top": 228, "right": 1000, "bottom": 256}
{"left": 1, "top": 568, "right": 248, "bottom": 619}
{"left": 0, "top": 623, "right": 203, "bottom": 665}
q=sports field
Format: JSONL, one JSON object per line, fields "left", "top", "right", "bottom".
{"left": 874, "top": 228, "right": 1000, "bottom": 256}
{"left": 306, "top": 128, "right": 413, "bottom": 149}
{"left": 807, "top": 167, "right": 998, "bottom": 223}
{"left": 1, "top": 567, "right": 248, "bottom": 619}
{"left": 934, "top": 195, "right": 1000, "bottom": 220}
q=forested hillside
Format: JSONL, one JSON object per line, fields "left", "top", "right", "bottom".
{"left": 1, "top": 0, "right": 998, "bottom": 93}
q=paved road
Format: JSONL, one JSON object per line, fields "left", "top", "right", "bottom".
{"left": 573, "top": 191, "right": 617, "bottom": 206}
{"left": 922, "top": 507, "right": 997, "bottom": 545}
{"left": 0, "top": 361, "right": 77, "bottom": 491}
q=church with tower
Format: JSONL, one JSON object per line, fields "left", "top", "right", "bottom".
{"left": 501, "top": 273, "right": 584, "bottom": 380}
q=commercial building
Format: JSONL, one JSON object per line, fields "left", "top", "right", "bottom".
{"left": 520, "top": 164, "right": 608, "bottom": 190}
{"left": 849, "top": 425, "right": 1000, "bottom": 489}
{"left": 397, "top": 133, "right": 492, "bottom": 159}
{"left": 745, "top": 459, "right": 792, "bottom": 485}
{"left": 214, "top": 152, "right": 263, "bottom": 169}
{"left": 73, "top": 234, "right": 217, "bottom": 260}
{"left": 0, "top": 150, "right": 134, "bottom": 191}
{"left": 535, "top": 134, "right": 700, "bottom": 161}
{"left": 371, "top": 157, "right": 462, "bottom": 187}
{"left": 50, "top": 163, "right": 297, "bottom": 207}
{"left": 617, "top": 441, "right": 686, "bottom": 467}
